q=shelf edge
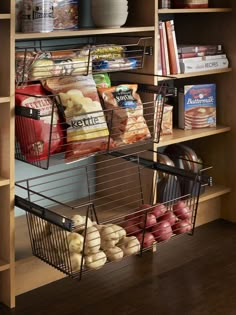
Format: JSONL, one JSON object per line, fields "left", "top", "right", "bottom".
{"left": 0, "top": 260, "right": 10, "bottom": 272}
{"left": 199, "top": 186, "right": 231, "bottom": 203}
{"left": 158, "top": 8, "right": 232, "bottom": 14}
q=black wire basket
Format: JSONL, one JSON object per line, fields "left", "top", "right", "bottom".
{"left": 15, "top": 83, "right": 174, "bottom": 169}
{"left": 15, "top": 151, "right": 212, "bottom": 280}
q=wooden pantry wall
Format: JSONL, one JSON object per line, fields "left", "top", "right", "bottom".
{"left": 1, "top": 0, "right": 236, "bottom": 309}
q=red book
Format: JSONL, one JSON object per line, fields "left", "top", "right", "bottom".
{"left": 165, "top": 20, "right": 180, "bottom": 75}
{"left": 159, "top": 21, "right": 167, "bottom": 76}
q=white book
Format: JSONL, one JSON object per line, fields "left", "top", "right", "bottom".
{"left": 179, "top": 58, "right": 229, "bottom": 73}
{"left": 170, "top": 20, "right": 180, "bottom": 74}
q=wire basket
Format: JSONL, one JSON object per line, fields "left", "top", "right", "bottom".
{"left": 15, "top": 83, "right": 174, "bottom": 169}
{"left": 15, "top": 151, "right": 212, "bottom": 280}
{"left": 15, "top": 37, "right": 151, "bottom": 86}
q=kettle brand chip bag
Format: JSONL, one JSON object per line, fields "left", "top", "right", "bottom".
{"left": 15, "top": 84, "right": 64, "bottom": 162}
{"left": 43, "top": 75, "right": 111, "bottom": 162}
{"left": 98, "top": 84, "right": 151, "bottom": 146}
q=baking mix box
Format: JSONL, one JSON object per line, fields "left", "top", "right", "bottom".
{"left": 178, "top": 84, "right": 216, "bottom": 130}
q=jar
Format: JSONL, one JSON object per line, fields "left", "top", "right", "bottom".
{"left": 159, "top": 0, "right": 171, "bottom": 9}
{"left": 32, "top": 0, "right": 54, "bottom": 32}
{"left": 22, "top": 0, "right": 33, "bottom": 33}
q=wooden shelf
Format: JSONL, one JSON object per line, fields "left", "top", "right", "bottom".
{"left": 0, "top": 259, "right": 10, "bottom": 272}
{"left": 159, "top": 8, "right": 232, "bottom": 14}
{"left": 0, "top": 177, "right": 10, "bottom": 187}
{"left": 158, "top": 68, "right": 232, "bottom": 81}
{"left": 0, "top": 97, "right": 10, "bottom": 103}
{"left": 0, "top": 14, "right": 11, "bottom": 19}
{"left": 157, "top": 126, "right": 231, "bottom": 147}
{"left": 15, "top": 26, "right": 155, "bottom": 40}
{"left": 199, "top": 185, "right": 231, "bottom": 204}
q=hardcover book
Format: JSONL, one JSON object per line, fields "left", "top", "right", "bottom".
{"left": 178, "top": 84, "right": 216, "bottom": 130}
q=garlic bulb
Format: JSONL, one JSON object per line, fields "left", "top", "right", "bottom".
{"left": 70, "top": 252, "right": 84, "bottom": 272}
{"left": 109, "top": 224, "right": 126, "bottom": 240}
{"left": 101, "top": 239, "right": 117, "bottom": 250}
{"left": 98, "top": 224, "right": 119, "bottom": 244}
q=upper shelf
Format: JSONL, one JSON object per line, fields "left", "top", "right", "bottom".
{"left": 157, "top": 126, "right": 231, "bottom": 147}
{"left": 15, "top": 26, "right": 155, "bottom": 40}
{"left": 158, "top": 8, "right": 232, "bottom": 14}
{"left": 0, "top": 14, "right": 10, "bottom": 19}
{"left": 0, "top": 259, "right": 10, "bottom": 272}
{"left": 158, "top": 68, "right": 232, "bottom": 81}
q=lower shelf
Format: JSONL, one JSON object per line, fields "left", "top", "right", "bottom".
{"left": 199, "top": 185, "right": 231, "bottom": 203}
{"left": 0, "top": 259, "right": 10, "bottom": 271}
{"left": 0, "top": 177, "right": 10, "bottom": 187}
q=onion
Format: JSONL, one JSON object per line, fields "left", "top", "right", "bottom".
{"left": 136, "top": 232, "right": 156, "bottom": 248}
{"left": 151, "top": 203, "right": 167, "bottom": 219}
{"left": 172, "top": 219, "right": 192, "bottom": 235}
{"left": 122, "top": 219, "right": 142, "bottom": 235}
{"left": 151, "top": 220, "right": 173, "bottom": 241}
{"left": 173, "top": 200, "right": 192, "bottom": 220}
{"left": 139, "top": 213, "right": 157, "bottom": 229}
{"left": 159, "top": 211, "right": 177, "bottom": 226}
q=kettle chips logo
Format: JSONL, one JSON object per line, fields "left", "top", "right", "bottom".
{"left": 71, "top": 116, "right": 100, "bottom": 128}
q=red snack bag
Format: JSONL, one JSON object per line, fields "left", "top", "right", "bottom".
{"left": 15, "top": 84, "right": 64, "bottom": 162}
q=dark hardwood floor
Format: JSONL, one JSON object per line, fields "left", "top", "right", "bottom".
{"left": 1, "top": 219, "right": 236, "bottom": 315}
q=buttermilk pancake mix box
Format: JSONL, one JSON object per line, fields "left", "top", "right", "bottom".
{"left": 178, "top": 84, "right": 216, "bottom": 130}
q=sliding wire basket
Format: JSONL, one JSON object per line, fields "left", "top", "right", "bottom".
{"left": 15, "top": 37, "right": 151, "bottom": 86}
{"left": 15, "top": 83, "right": 175, "bottom": 169}
{"left": 15, "top": 151, "right": 212, "bottom": 280}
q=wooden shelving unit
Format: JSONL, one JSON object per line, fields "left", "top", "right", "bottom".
{"left": 159, "top": 8, "right": 232, "bottom": 14}
{"left": 157, "top": 126, "right": 231, "bottom": 147}
{"left": 0, "top": 0, "right": 235, "bottom": 309}
{"left": 158, "top": 68, "right": 232, "bottom": 81}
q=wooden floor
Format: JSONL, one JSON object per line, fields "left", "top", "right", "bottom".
{"left": 1, "top": 219, "right": 236, "bottom": 315}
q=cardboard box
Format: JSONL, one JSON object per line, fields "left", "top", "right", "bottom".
{"left": 178, "top": 84, "right": 216, "bottom": 130}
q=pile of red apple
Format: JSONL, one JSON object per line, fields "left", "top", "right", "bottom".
{"left": 122, "top": 201, "right": 193, "bottom": 249}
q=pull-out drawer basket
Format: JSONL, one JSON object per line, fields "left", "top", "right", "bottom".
{"left": 15, "top": 151, "right": 212, "bottom": 280}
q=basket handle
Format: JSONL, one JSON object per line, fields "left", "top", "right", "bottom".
{"left": 15, "top": 195, "right": 73, "bottom": 231}
{"left": 15, "top": 106, "right": 40, "bottom": 120}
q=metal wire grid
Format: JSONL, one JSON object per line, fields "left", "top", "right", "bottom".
{"left": 15, "top": 84, "right": 169, "bottom": 169}
{"left": 15, "top": 151, "right": 207, "bottom": 279}
{"left": 15, "top": 37, "right": 151, "bottom": 86}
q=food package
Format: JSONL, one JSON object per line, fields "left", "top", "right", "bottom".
{"left": 98, "top": 84, "right": 151, "bottom": 146}
{"left": 161, "top": 104, "right": 173, "bottom": 135}
{"left": 15, "top": 49, "right": 90, "bottom": 83}
{"left": 53, "top": 0, "right": 79, "bottom": 30}
{"left": 93, "top": 73, "right": 111, "bottom": 88}
{"left": 15, "top": 84, "right": 64, "bottom": 162}
{"left": 43, "top": 75, "right": 112, "bottom": 162}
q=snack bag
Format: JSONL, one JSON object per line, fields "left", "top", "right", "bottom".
{"left": 98, "top": 84, "right": 151, "bottom": 146}
{"left": 43, "top": 75, "right": 111, "bottom": 162}
{"left": 15, "top": 84, "right": 64, "bottom": 162}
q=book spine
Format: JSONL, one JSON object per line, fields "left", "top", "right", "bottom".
{"left": 178, "top": 44, "right": 223, "bottom": 54}
{"left": 166, "top": 20, "right": 180, "bottom": 75}
{"left": 157, "top": 34, "right": 163, "bottom": 75}
{"left": 178, "top": 51, "right": 224, "bottom": 58}
{"left": 179, "top": 58, "right": 229, "bottom": 73}
{"left": 159, "top": 21, "right": 167, "bottom": 76}
{"left": 179, "top": 54, "right": 227, "bottom": 63}
{"left": 162, "top": 21, "right": 170, "bottom": 75}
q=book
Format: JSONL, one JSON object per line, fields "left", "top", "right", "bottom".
{"left": 159, "top": 21, "right": 167, "bottom": 75}
{"left": 157, "top": 34, "right": 163, "bottom": 75}
{"left": 162, "top": 21, "right": 170, "bottom": 75}
{"left": 165, "top": 20, "right": 180, "bottom": 75}
{"left": 178, "top": 50, "right": 224, "bottom": 59}
{"left": 179, "top": 58, "right": 229, "bottom": 73}
{"left": 179, "top": 54, "right": 227, "bottom": 63}
{"left": 178, "top": 84, "right": 216, "bottom": 130}
{"left": 178, "top": 44, "right": 223, "bottom": 55}
{"left": 173, "top": 0, "right": 208, "bottom": 8}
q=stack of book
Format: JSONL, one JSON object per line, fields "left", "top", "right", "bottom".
{"left": 158, "top": 19, "right": 229, "bottom": 76}
{"left": 178, "top": 45, "right": 229, "bottom": 73}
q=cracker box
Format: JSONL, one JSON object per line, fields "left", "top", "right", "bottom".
{"left": 178, "top": 84, "right": 216, "bottom": 130}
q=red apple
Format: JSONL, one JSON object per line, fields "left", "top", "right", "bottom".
{"left": 151, "top": 220, "right": 173, "bottom": 241}
{"left": 123, "top": 219, "right": 141, "bottom": 235}
{"left": 173, "top": 200, "right": 192, "bottom": 220}
{"left": 172, "top": 219, "right": 192, "bottom": 235}
{"left": 159, "top": 210, "right": 177, "bottom": 226}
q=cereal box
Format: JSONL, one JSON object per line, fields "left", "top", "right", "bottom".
{"left": 178, "top": 84, "right": 216, "bottom": 130}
